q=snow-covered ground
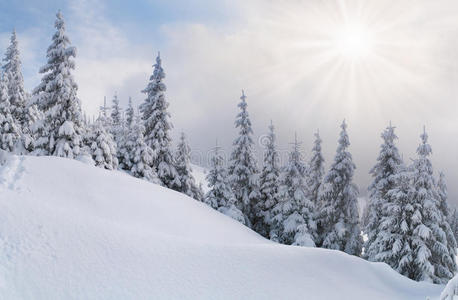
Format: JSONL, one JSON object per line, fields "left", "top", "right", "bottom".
{"left": 0, "top": 152, "right": 445, "bottom": 299}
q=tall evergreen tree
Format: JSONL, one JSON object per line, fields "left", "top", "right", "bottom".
{"left": 374, "top": 165, "right": 416, "bottom": 276}
{"left": 306, "top": 130, "right": 325, "bottom": 208}
{"left": 33, "top": 11, "right": 84, "bottom": 158}
{"left": 110, "top": 93, "right": 124, "bottom": 167}
{"left": 228, "top": 90, "right": 260, "bottom": 227}
{"left": 0, "top": 72, "right": 21, "bottom": 152}
{"left": 255, "top": 121, "right": 280, "bottom": 238}
{"left": 205, "top": 143, "right": 245, "bottom": 224}
{"left": 318, "top": 120, "right": 362, "bottom": 255}
{"left": 126, "top": 114, "right": 158, "bottom": 183}
{"left": 140, "top": 52, "right": 179, "bottom": 189}
{"left": 125, "top": 97, "right": 134, "bottom": 128}
{"left": 271, "top": 134, "right": 316, "bottom": 246}
{"left": 110, "top": 93, "right": 122, "bottom": 129}
{"left": 364, "top": 124, "right": 403, "bottom": 261}
{"left": 2, "top": 30, "right": 27, "bottom": 130}
{"left": 174, "top": 132, "right": 201, "bottom": 200}
{"left": 85, "top": 116, "right": 118, "bottom": 170}
{"left": 407, "top": 128, "right": 449, "bottom": 283}
{"left": 435, "top": 172, "right": 457, "bottom": 281}
{"left": 118, "top": 99, "right": 134, "bottom": 171}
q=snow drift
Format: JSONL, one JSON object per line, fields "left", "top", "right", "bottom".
{"left": 0, "top": 152, "right": 444, "bottom": 299}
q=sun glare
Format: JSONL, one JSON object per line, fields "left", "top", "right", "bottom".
{"left": 334, "top": 24, "right": 374, "bottom": 60}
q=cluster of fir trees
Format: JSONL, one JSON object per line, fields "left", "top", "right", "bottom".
{"left": 363, "top": 124, "right": 457, "bottom": 283}
{"left": 203, "top": 91, "right": 362, "bottom": 253}
{"left": 0, "top": 11, "right": 203, "bottom": 201}
{"left": 202, "top": 91, "right": 458, "bottom": 284}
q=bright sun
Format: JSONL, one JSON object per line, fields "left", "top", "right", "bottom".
{"left": 333, "top": 24, "right": 374, "bottom": 60}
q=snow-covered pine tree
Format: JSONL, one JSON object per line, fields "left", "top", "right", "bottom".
{"left": 408, "top": 128, "right": 449, "bottom": 283}
{"left": 255, "top": 121, "right": 280, "bottom": 238}
{"left": 111, "top": 93, "right": 122, "bottom": 130}
{"left": 140, "top": 52, "right": 179, "bottom": 189}
{"left": 318, "top": 120, "right": 362, "bottom": 255}
{"left": 85, "top": 114, "right": 118, "bottom": 170}
{"left": 306, "top": 129, "right": 325, "bottom": 208}
{"left": 0, "top": 71, "right": 21, "bottom": 152}
{"left": 2, "top": 30, "right": 27, "bottom": 131}
{"left": 33, "top": 11, "right": 84, "bottom": 158}
{"left": 228, "top": 90, "right": 260, "bottom": 227}
{"left": 205, "top": 143, "right": 245, "bottom": 224}
{"left": 374, "top": 165, "right": 415, "bottom": 276}
{"left": 271, "top": 133, "right": 316, "bottom": 246}
{"left": 126, "top": 114, "right": 158, "bottom": 183}
{"left": 23, "top": 101, "right": 44, "bottom": 153}
{"left": 125, "top": 97, "right": 134, "bottom": 128}
{"left": 306, "top": 129, "right": 325, "bottom": 245}
{"left": 435, "top": 172, "right": 457, "bottom": 281}
{"left": 118, "top": 98, "right": 134, "bottom": 171}
{"left": 174, "top": 132, "right": 201, "bottom": 200}
{"left": 364, "top": 124, "right": 403, "bottom": 261}
{"left": 110, "top": 93, "right": 124, "bottom": 168}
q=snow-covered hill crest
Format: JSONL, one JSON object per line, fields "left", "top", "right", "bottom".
{"left": 0, "top": 152, "right": 444, "bottom": 299}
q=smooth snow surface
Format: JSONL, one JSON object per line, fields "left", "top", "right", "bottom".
{"left": 0, "top": 152, "right": 444, "bottom": 299}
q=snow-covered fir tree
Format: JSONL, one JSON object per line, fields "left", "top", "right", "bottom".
{"left": 110, "top": 93, "right": 125, "bottom": 167}
{"left": 174, "top": 132, "right": 201, "bottom": 200}
{"left": 271, "top": 134, "right": 316, "bottom": 246}
{"left": 407, "top": 129, "right": 449, "bottom": 283}
{"left": 33, "top": 11, "right": 84, "bottom": 158}
{"left": 125, "top": 97, "right": 134, "bottom": 128}
{"left": 118, "top": 99, "right": 134, "bottom": 171}
{"left": 85, "top": 115, "right": 118, "bottom": 170}
{"left": 306, "top": 130, "right": 325, "bottom": 208}
{"left": 23, "top": 102, "right": 44, "bottom": 153}
{"left": 2, "top": 30, "right": 27, "bottom": 131}
{"left": 228, "top": 90, "right": 260, "bottom": 227}
{"left": 110, "top": 93, "right": 123, "bottom": 139}
{"left": 435, "top": 172, "right": 457, "bottom": 281}
{"left": 110, "top": 93, "right": 122, "bottom": 130}
{"left": 374, "top": 165, "right": 416, "bottom": 276}
{"left": 318, "top": 120, "right": 362, "bottom": 255}
{"left": 0, "top": 71, "right": 21, "bottom": 152}
{"left": 99, "top": 96, "right": 112, "bottom": 128}
{"left": 140, "top": 52, "right": 179, "bottom": 189}
{"left": 254, "top": 121, "right": 280, "bottom": 238}
{"left": 126, "top": 114, "right": 158, "bottom": 183}
{"left": 205, "top": 143, "right": 245, "bottom": 224}
{"left": 364, "top": 124, "right": 403, "bottom": 261}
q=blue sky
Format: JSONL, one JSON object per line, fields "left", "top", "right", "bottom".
{"left": 0, "top": 0, "right": 236, "bottom": 89}
{"left": 2, "top": 0, "right": 458, "bottom": 204}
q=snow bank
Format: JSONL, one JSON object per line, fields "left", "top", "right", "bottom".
{"left": 441, "top": 274, "right": 458, "bottom": 300}
{"left": 0, "top": 152, "right": 444, "bottom": 299}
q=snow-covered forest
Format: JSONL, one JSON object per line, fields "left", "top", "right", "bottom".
{"left": 1, "top": 10, "right": 458, "bottom": 298}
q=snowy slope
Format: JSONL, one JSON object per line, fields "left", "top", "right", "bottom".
{"left": 0, "top": 152, "right": 444, "bottom": 299}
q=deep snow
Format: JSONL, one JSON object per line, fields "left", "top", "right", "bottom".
{"left": 0, "top": 151, "right": 445, "bottom": 299}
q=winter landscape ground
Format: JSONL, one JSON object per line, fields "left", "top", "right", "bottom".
{"left": 0, "top": 150, "right": 447, "bottom": 299}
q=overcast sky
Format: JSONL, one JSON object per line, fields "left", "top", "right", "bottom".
{"left": 2, "top": 0, "right": 458, "bottom": 206}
